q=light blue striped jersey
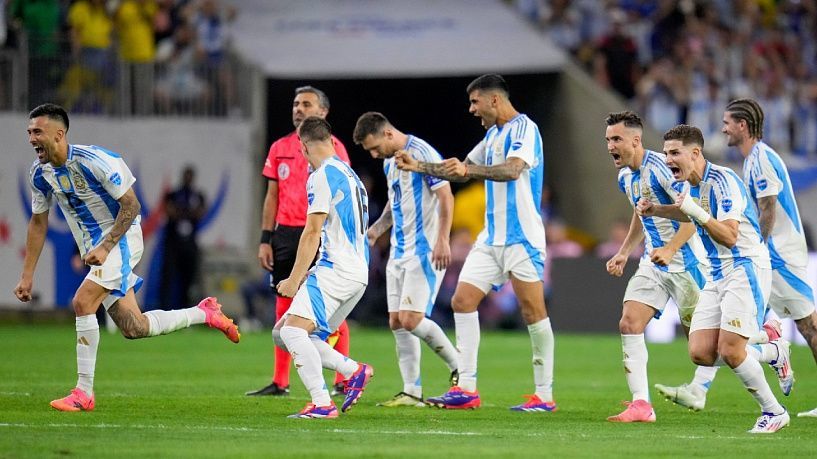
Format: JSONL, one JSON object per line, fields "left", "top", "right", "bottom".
{"left": 673, "top": 162, "right": 771, "bottom": 280}
{"left": 465, "top": 113, "right": 546, "bottom": 249}
{"left": 307, "top": 156, "right": 370, "bottom": 284}
{"left": 28, "top": 144, "right": 140, "bottom": 257}
{"left": 384, "top": 135, "right": 448, "bottom": 260}
{"left": 743, "top": 141, "right": 808, "bottom": 269}
{"left": 617, "top": 149, "right": 707, "bottom": 274}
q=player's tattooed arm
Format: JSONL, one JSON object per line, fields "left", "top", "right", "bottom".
{"left": 367, "top": 199, "right": 393, "bottom": 246}
{"left": 394, "top": 150, "right": 470, "bottom": 182}
{"left": 757, "top": 195, "right": 777, "bottom": 241}
{"left": 103, "top": 188, "right": 142, "bottom": 252}
{"left": 459, "top": 157, "right": 529, "bottom": 182}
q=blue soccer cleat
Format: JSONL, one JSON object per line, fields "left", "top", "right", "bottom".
{"left": 426, "top": 386, "right": 481, "bottom": 409}
{"left": 510, "top": 394, "right": 558, "bottom": 413}
{"left": 287, "top": 402, "right": 339, "bottom": 419}
{"left": 341, "top": 363, "right": 374, "bottom": 413}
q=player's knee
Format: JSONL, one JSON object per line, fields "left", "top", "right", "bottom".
{"left": 399, "top": 313, "right": 422, "bottom": 331}
{"left": 689, "top": 346, "right": 716, "bottom": 366}
{"left": 272, "top": 327, "right": 288, "bottom": 351}
{"left": 715, "top": 341, "right": 744, "bottom": 367}
{"left": 70, "top": 296, "right": 96, "bottom": 316}
{"left": 451, "top": 292, "right": 479, "bottom": 313}
{"left": 618, "top": 315, "right": 645, "bottom": 335}
{"left": 388, "top": 315, "right": 402, "bottom": 331}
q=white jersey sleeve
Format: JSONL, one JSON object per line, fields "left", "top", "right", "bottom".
{"left": 307, "top": 169, "right": 331, "bottom": 215}
{"left": 28, "top": 161, "right": 53, "bottom": 215}
{"left": 506, "top": 118, "right": 536, "bottom": 168}
{"left": 466, "top": 139, "right": 487, "bottom": 166}
{"left": 749, "top": 149, "right": 782, "bottom": 199}
{"left": 713, "top": 173, "right": 745, "bottom": 223}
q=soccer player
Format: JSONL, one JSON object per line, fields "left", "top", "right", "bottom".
{"left": 248, "top": 86, "right": 352, "bottom": 397}
{"left": 395, "top": 74, "right": 555, "bottom": 412}
{"left": 656, "top": 99, "right": 806, "bottom": 411}
{"left": 602, "top": 111, "right": 710, "bottom": 422}
{"left": 638, "top": 124, "right": 789, "bottom": 433}
{"left": 353, "top": 111, "right": 459, "bottom": 407}
{"left": 274, "top": 116, "right": 373, "bottom": 419}
{"left": 15, "top": 103, "right": 239, "bottom": 412}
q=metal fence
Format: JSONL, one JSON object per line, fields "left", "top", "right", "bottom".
{"left": 0, "top": 34, "right": 256, "bottom": 118}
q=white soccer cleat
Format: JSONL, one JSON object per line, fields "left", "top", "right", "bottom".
{"left": 748, "top": 410, "right": 790, "bottom": 434}
{"left": 769, "top": 338, "right": 795, "bottom": 396}
{"left": 654, "top": 383, "right": 706, "bottom": 411}
{"left": 797, "top": 407, "right": 817, "bottom": 418}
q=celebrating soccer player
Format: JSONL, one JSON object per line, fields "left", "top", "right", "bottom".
{"left": 15, "top": 104, "right": 239, "bottom": 412}
{"left": 396, "top": 74, "right": 555, "bottom": 412}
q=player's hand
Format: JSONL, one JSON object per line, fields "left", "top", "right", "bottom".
{"left": 14, "top": 276, "right": 33, "bottom": 302}
{"left": 258, "top": 243, "right": 274, "bottom": 271}
{"left": 83, "top": 245, "right": 110, "bottom": 266}
{"left": 395, "top": 150, "right": 418, "bottom": 171}
{"left": 635, "top": 198, "right": 655, "bottom": 217}
{"left": 605, "top": 253, "right": 627, "bottom": 277}
{"left": 366, "top": 228, "right": 378, "bottom": 247}
{"left": 276, "top": 277, "right": 300, "bottom": 298}
{"left": 432, "top": 238, "right": 451, "bottom": 270}
{"left": 650, "top": 247, "right": 674, "bottom": 266}
{"left": 441, "top": 158, "right": 466, "bottom": 178}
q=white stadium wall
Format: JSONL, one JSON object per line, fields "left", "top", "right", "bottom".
{"left": 0, "top": 113, "right": 254, "bottom": 309}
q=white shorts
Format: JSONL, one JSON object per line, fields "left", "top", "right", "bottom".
{"left": 690, "top": 263, "right": 770, "bottom": 337}
{"left": 287, "top": 266, "right": 367, "bottom": 340}
{"left": 623, "top": 264, "right": 706, "bottom": 327}
{"left": 458, "top": 242, "right": 545, "bottom": 293}
{"left": 769, "top": 265, "right": 816, "bottom": 320}
{"left": 87, "top": 225, "right": 144, "bottom": 309}
{"left": 386, "top": 254, "right": 445, "bottom": 315}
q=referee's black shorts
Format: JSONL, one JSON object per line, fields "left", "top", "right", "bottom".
{"left": 271, "top": 224, "right": 304, "bottom": 284}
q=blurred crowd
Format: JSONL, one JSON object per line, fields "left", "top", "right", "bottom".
{"left": 1, "top": 0, "right": 238, "bottom": 115}
{"left": 511, "top": 0, "right": 817, "bottom": 161}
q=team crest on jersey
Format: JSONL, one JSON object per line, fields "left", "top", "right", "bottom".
{"left": 757, "top": 178, "right": 768, "bottom": 191}
{"left": 697, "top": 194, "right": 710, "bottom": 213}
{"left": 109, "top": 172, "right": 121, "bottom": 186}
{"left": 278, "top": 163, "right": 290, "bottom": 180}
{"left": 71, "top": 168, "right": 87, "bottom": 191}
{"left": 492, "top": 138, "right": 503, "bottom": 153}
{"left": 58, "top": 175, "right": 72, "bottom": 192}
{"left": 511, "top": 141, "right": 522, "bottom": 151}
{"left": 721, "top": 198, "right": 732, "bottom": 212}
{"left": 631, "top": 181, "right": 641, "bottom": 200}
{"left": 307, "top": 192, "right": 314, "bottom": 205}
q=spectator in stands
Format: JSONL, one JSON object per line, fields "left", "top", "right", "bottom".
{"left": 115, "top": 0, "right": 158, "bottom": 115}
{"left": 193, "top": 0, "right": 237, "bottom": 115}
{"left": 451, "top": 182, "right": 484, "bottom": 242}
{"left": 153, "top": 21, "right": 210, "bottom": 114}
{"left": 9, "top": 0, "right": 62, "bottom": 107}
{"left": 159, "top": 165, "right": 207, "bottom": 308}
{"left": 62, "top": 0, "right": 115, "bottom": 113}
{"left": 593, "top": 8, "right": 640, "bottom": 100}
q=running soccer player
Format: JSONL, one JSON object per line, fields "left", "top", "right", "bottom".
{"left": 656, "top": 99, "right": 806, "bottom": 412}
{"left": 602, "top": 111, "right": 710, "bottom": 422}
{"left": 15, "top": 104, "right": 239, "bottom": 412}
{"left": 639, "top": 124, "right": 789, "bottom": 433}
{"left": 353, "top": 111, "right": 459, "bottom": 407}
{"left": 396, "top": 74, "right": 555, "bottom": 412}
{"left": 274, "top": 116, "right": 373, "bottom": 419}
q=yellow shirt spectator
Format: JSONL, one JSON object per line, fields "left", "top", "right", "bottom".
{"left": 116, "top": 0, "right": 158, "bottom": 63}
{"left": 68, "top": 0, "right": 113, "bottom": 50}
{"left": 452, "top": 182, "right": 485, "bottom": 243}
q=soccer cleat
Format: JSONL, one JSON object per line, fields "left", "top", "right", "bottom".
{"left": 748, "top": 410, "right": 790, "bottom": 433}
{"left": 198, "top": 297, "right": 240, "bottom": 343}
{"left": 607, "top": 400, "right": 656, "bottom": 423}
{"left": 510, "top": 394, "right": 558, "bottom": 412}
{"left": 763, "top": 319, "right": 783, "bottom": 342}
{"left": 654, "top": 383, "right": 706, "bottom": 411}
{"left": 449, "top": 369, "right": 459, "bottom": 387}
{"left": 797, "top": 407, "right": 817, "bottom": 418}
{"left": 377, "top": 392, "right": 426, "bottom": 407}
{"left": 769, "top": 338, "right": 795, "bottom": 396}
{"left": 330, "top": 382, "right": 345, "bottom": 397}
{"left": 341, "top": 363, "right": 374, "bottom": 413}
{"left": 50, "top": 388, "right": 95, "bottom": 412}
{"left": 425, "top": 386, "right": 481, "bottom": 409}
{"left": 245, "top": 382, "right": 289, "bottom": 396}
{"left": 287, "top": 402, "right": 339, "bottom": 419}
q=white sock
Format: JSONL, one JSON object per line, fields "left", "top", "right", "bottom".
{"left": 75, "top": 314, "right": 99, "bottom": 396}
{"left": 691, "top": 366, "right": 719, "bottom": 392}
{"left": 411, "top": 318, "right": 458, "bottom": 372}
{"left": 310, "top": 335, "right": 358, "bottom": 378}
{"left": 529, "top": 318, "right": 555, "bottom": 401}
{"left": 144, "top": 307, "right": 205, "bottom": 336}
{"left": 746, "top": 343, "right": 778, "bottom": 364}
{"left": 621, "top": 333, "right": 648, "bottom": 401}
{"left": 393, "top": 328, "right": 422, "bottom": 397}
{"left": 732, "top": 355, "right": 784, "bottom": 414}
{"left": 280, "top": 326, "right": 330, "bottom": 406}
{"left": 454, "top": 312, "right": 480, "bottom": 392}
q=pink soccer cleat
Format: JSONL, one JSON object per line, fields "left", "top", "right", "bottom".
{"left": 607, "top": 399, "right": 656, "bottom": 423}
{"left": 198, "top": 297, "right": 240, "bottom": 343}
{"left": 50, "top": 388, "right": 95, "bottom": 412}
{"left": 287, "top": 402, "right": 339, "bottom": 419}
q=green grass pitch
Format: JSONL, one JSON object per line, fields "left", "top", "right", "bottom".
{"left": 1, "top": 324, "right": 816, "bottom": 458}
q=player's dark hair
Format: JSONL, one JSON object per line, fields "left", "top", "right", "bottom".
{"left": 605, "top": 111, "right": 643, "bottom": 130}
{"left": 299, "top": 116, "right": 332, "bottom": 142}
{"left": 726, "top": 98, "right": 764, "bottom": 140}
{"left": 353, "top": 112, "right": 390, "bottom": 144}
{"left": 29, "top": 103, "right": 69, "bottom": 131}
{"left": 466, "top": 74, "right": 509, "bottom": 98}
{"left": 663, "top": 124, "right": 705, "bottom": 149}
{"left": 295, "top": 85, "right": 330, "bottom": 110}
